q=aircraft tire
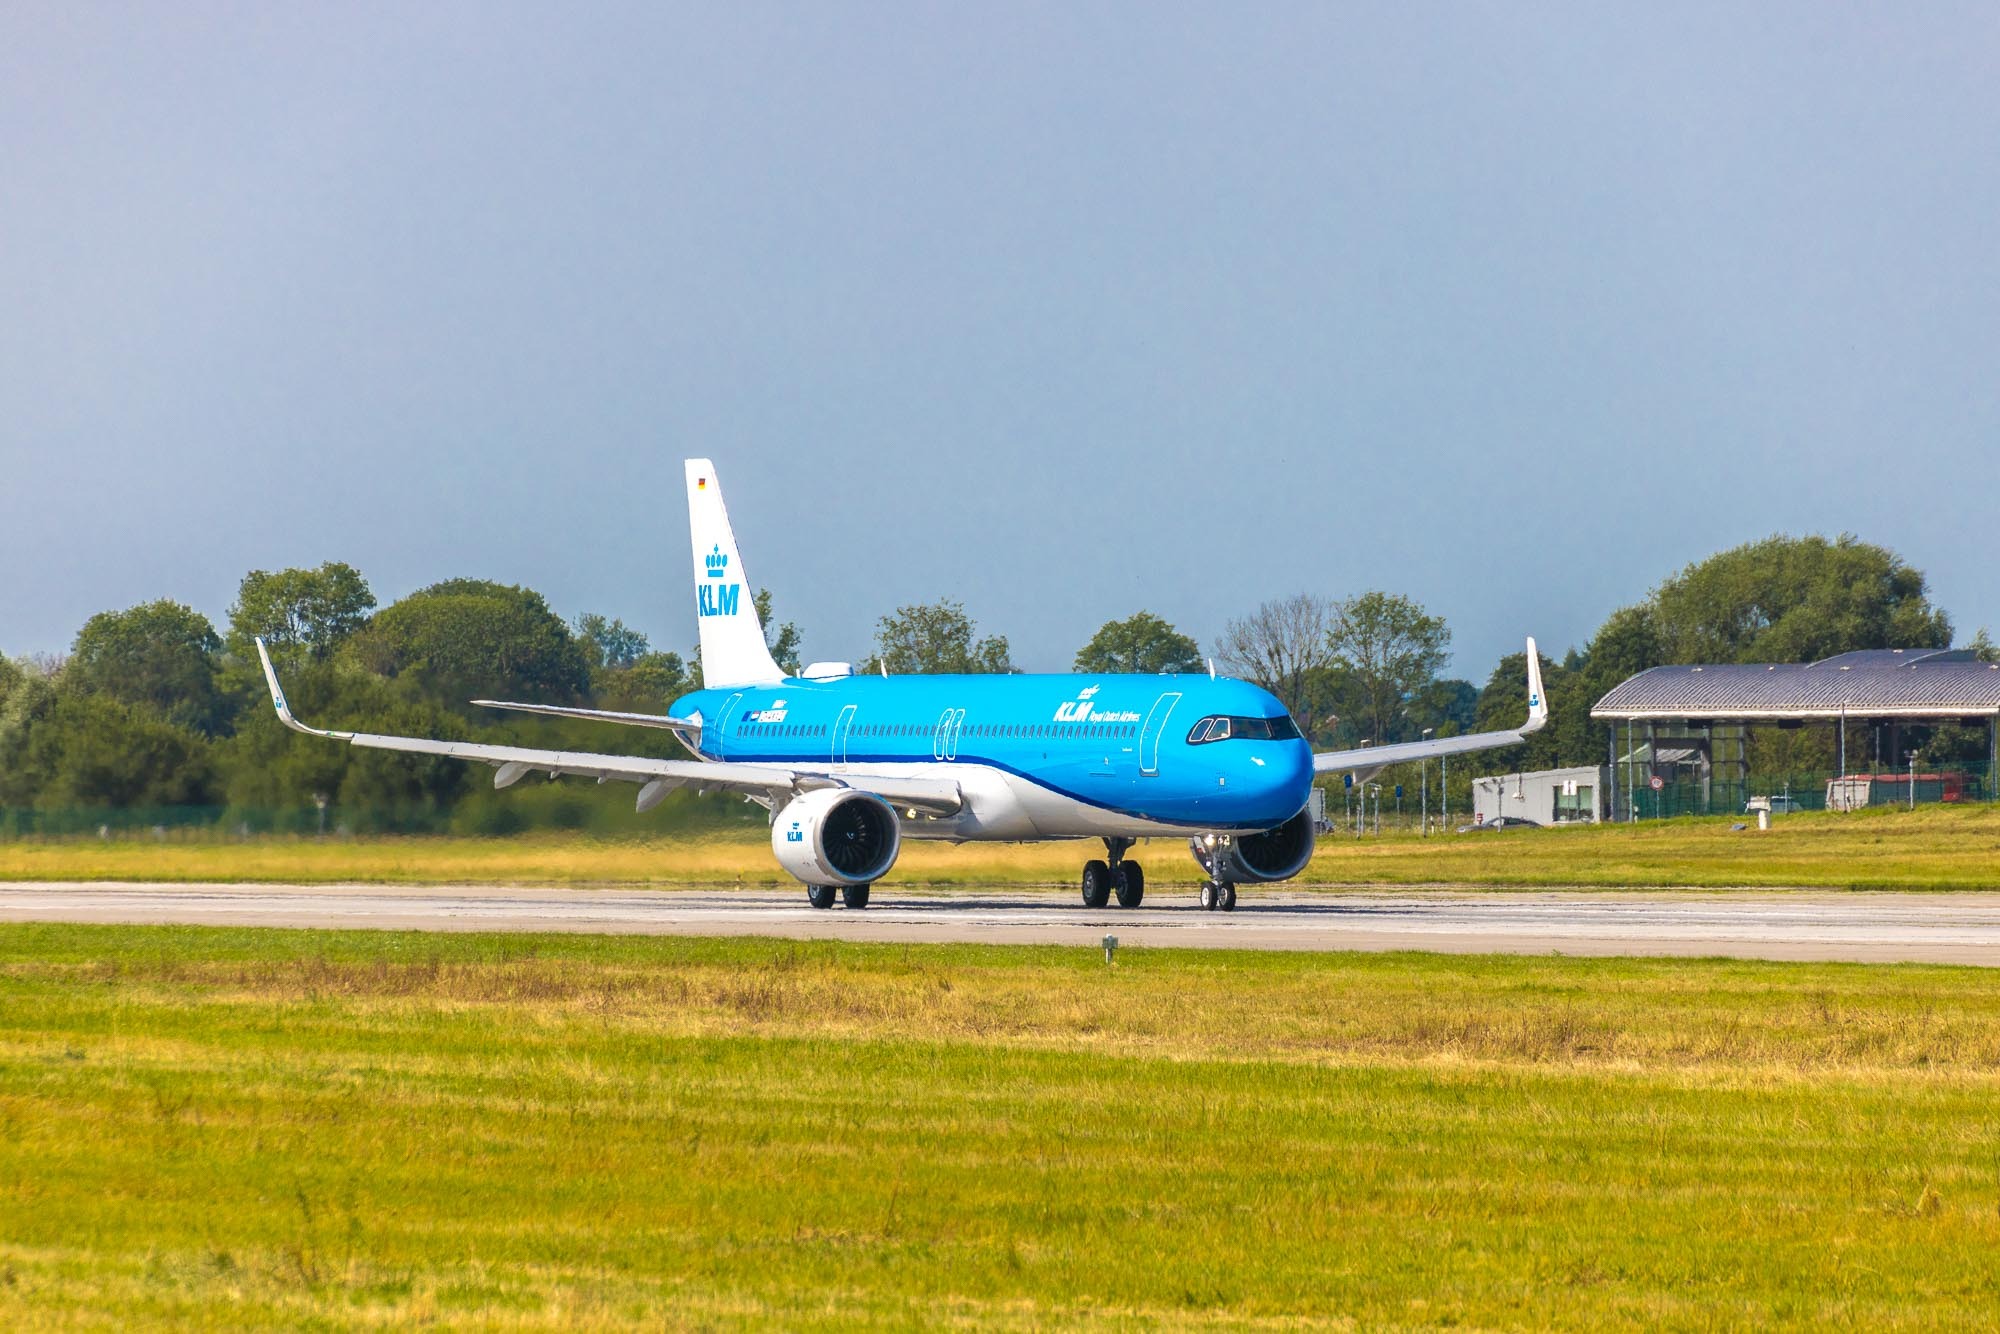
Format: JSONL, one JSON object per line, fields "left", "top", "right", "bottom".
{"left": 1199, "top": 881, "right": 1217, "bottom": 911}
{"left": 806, "top": 884, "right": 837, "bottom": 910}
{"left": 1219, "top": 882, "right": 1238, "bottom": 912}
{"left": 1081, "top": 860, "right": 1111, "bottom": 909}
{"left": 841, "top": 883, "right": 872, "bottom": 910}
{"left": 1115, "top": 863, "right": 1144, "bottom": 909}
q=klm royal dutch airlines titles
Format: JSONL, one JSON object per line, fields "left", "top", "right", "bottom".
{"left": 259, "top": 460, "right": 1546, "bottom": 911}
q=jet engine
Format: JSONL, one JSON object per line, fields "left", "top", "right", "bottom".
{"left": 771, "top": 789, "right": 901, "bottom": 887}
{"left": 1189, "top": 806, "right": 1316, "bottom": 884}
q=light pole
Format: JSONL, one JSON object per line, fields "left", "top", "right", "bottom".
{"left": 1420, "top": 728, "right": 1434, "bottom": 835}
{"left": 1442, "top": 750, "right": 1449, "bottom": 831}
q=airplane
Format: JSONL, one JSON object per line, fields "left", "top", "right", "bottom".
{"left": 257, "top": 459, "right": 1546, "bottom": 912}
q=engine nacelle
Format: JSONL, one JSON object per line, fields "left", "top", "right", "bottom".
{"left": 1189, "top": 807, "right": 1316, "bottom": 884}
{"left": 771, "top": 789, "right": 901, "bottom": 887}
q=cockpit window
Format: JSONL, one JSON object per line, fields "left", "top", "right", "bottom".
{"left": 1187, "top": 714, "right": 1300, "bottom": 744}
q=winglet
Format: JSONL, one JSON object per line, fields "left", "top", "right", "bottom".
{"left": 1521, "top": 636, "right": 1548, "bottom": 734}
{"left": 254, "top": 637, "right": 352, "bottom": 740}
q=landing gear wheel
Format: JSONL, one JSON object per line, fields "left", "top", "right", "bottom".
{"left": 1115, "top": 862, "right": 1144, "bottom": 908}
{"left": 841, "top": 883, "right": 872, "bottom": 909}
{"left": 806, "top": 884, "right": 836, "bottom": 910}
{"left": 1199, "top": 881, "right": 1217, "bottom": 911}
{"left": 1081, "top": 860, "right": 1111, "bottom": 909}
{"left": 1219, "top": 882, "right": 1238, "bottom": 912}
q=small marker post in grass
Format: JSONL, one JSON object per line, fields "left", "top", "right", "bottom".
{"left": 1103, "top": 934, "right": 1118, "bottom": 964}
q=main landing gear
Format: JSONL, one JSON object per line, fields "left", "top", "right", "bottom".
{"left": 805, "top": 883, "right": 871, "bottom": 909}
{"left": 1081, "top": 838, "right": 1145, "bottom": 909}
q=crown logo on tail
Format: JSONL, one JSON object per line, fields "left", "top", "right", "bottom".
{"left": 705, "top": 545, "right": 729, "bottom": 578}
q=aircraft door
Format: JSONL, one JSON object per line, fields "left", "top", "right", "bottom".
{"left": 715, "top": 693, "right": 745, "bottom": 755}
{"left": 933, "top": 708, "right": 965, "bottom": 761}
{"left": 1139, "top": 692, "right": 1181, "bottom": 777}
{"left": 832, "top": 704, "right": 857, "bottom": 765}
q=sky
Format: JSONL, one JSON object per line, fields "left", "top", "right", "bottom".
{"left": 3, "top": 3, "right": 1997, "bottom": 681}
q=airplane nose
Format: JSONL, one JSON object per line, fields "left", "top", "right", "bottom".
{"left": 1247, "top": 742, "right": 1314, "bottom": 823}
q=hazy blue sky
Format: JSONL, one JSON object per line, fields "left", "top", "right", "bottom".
{"left": 4, "top": 4, "right": 1996, "bottom": 680}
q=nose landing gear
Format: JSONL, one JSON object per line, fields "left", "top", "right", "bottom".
{"left": 1189, "top": 837, "right": 1239, "bottom": 911}
{"left": 1081, "top": 838, "right": 1145, "bottom": 909}
{"left": 805, "top": 883, "right": 871, "bottom": 909}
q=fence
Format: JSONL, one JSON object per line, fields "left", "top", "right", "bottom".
{"left": 1612, "top": 761, "right": 1996, "bottom": 821}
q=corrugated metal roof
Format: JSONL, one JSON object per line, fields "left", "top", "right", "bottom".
{"left": 1592, "top": 656, "right": 2000, "bottom": 720}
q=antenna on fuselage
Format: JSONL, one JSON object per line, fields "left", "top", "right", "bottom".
{"left": 1207, "top": 658, "right": 1216, "bottom": 680}
{"left": 880, "top": 660, "right": 888, "bottom": 678}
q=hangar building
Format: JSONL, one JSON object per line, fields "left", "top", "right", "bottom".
{"left": 1590, "top": 649, "right": 2000, "bottom": 820}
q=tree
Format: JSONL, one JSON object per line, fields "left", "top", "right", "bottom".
{"left": 867, "top": 600, "right": 1014, "bottom": 674}
{"left": 1405, "top": 677, "right": 1479, "bottom": 739}
{"left": 0, "top": 660, "right": 59, "bottom": 809}
{"left": 753, "top": 589, "right": 804, "bottom": 675}
{"left": 573, "top": 613, "right": 650, "bottom": 670}
{"left": 1326, "top": 591, "right": 1451, "bottom": 745}
{"left": 351, "top": 579, "right": 590, "bottom": 707}
{"left": 1648, "top": 534, "right": 1950, "bottom": 665}
{"left": 1470, "top": 647, "right": 1575, "bottom": 773}
{"left": 68, "top": 600, "right": 227, "bottom": 735}
{"left": 1074, "top": 611, "right": 1202, "bottom": 675}
{"left": 592, "top": 650, "right": 692, "bottom": 712}
{"left": 1214, "top": 594, "right": 1337, "bottom": 727}
{"left": 226, "top": 562, "right": 375, "bottom": 661}
{"left": 29, "top": 694, "right": 219, "bottom": 808}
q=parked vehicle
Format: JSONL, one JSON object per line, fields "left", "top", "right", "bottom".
{"left": 1456, "top": 815, "right": 1542, "bottom": 833}
{"left": 1748, "top": 795, "right": 1807, "bottom": 814}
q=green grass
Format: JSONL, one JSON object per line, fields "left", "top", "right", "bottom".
{"left": 4, "top": 925, "right": 2000, "bottom": 1326}
{"left": 8, "top": 801, "right": 2000, "bottom": 890}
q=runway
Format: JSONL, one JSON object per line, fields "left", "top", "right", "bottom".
{"left": 3, "top": 881, "right": 2000, "bottom": 964}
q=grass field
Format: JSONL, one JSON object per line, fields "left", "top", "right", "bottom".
{"left": 7, "top": 801, "right": 2000, "bottom": 890}
{"left": 3, "top": 924, "right": 2000, "bottom": 1326}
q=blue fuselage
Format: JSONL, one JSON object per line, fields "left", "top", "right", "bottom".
{"left": 672, "top": 672, "right": 1313, "bottom": 832}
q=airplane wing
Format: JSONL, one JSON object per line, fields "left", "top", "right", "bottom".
{"left": 1313, "top": 637, "right": 1548, "bottom": 778}
{"left": 254, "top": 640, "right": 963, "bottom": 817}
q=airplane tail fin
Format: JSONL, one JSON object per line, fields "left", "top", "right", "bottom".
{"left": 685, "top": 459, "right": 785, "bottom": 688}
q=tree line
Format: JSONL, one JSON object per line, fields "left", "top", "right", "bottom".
{"left": 0, "top": 533, "right": 1980, "bottom": 830}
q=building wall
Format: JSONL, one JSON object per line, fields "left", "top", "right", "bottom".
{"left": 1471, "top": 766, "right": 1606, "bottom": 825}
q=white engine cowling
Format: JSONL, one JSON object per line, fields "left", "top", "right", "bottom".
{"left": 771, "top": 789, "right": 901, "bottom": 887}
{"left": 1189, "top": 807, "right": 1316, "bottom": 884}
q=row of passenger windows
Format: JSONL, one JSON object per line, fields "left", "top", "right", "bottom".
{"left": 967, "top": 723, "right": 1137, "bottom": 740}
{"left": 728, "top": 721, "right": 1141, "bottom": 741}
{"left": 730, "top": 718, "right": 1300, "bottom": 745}
{"left": 1186, "top": 714, "right": 1301, "bottom": 744}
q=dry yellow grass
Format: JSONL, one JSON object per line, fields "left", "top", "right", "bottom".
{"left": 5, "top": 925, "right": 2000, "bottom": 1326}
{"left": 4, "top": 801, "right": 2000, "bottom": 889}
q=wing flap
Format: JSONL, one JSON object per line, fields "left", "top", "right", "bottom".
{"left": 471, "top": 699, "right": 702, "bottom": 735}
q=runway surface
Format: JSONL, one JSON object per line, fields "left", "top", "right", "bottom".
{"left": 4, "top": 881, "right": 2000, "bottom": 964}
